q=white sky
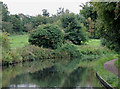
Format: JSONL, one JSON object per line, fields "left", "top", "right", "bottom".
{"left": 1, "top": 0, "right": 91, "bottom": 16}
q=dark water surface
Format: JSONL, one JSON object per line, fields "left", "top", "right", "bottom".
{"left": 2, "top": 59, "right": 101, "bottom": 88}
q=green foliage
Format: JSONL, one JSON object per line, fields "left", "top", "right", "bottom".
{"left": 1, "top": 2, "right": 9, "bottom": 22}
{"left": 42, "top": 9, "right": 49, "bottom": 17}
{"left": 0, "top": 32, "right": 10, "bottom": 52}
{"left": 2, "top": 21, "right": 13, "bottom": 33}
{"left": 56, "top": 43, "right": 82, "bottom": 58}
{"left": 92, "top": 2, "right": 120, "bottom": 53}
{"left": 80, "top": 2, "right": 97, "bottom": 21}
{"left": 9, "top": 15, "right": 22, "bottom": 32}
{"left": 61, "top": 13, "right": 88, "bottom": 45}
{"left": 65, "top": 26, "right": 88, "bottom": 45}
{"left": 33, "top": 15, "right": 49, "bottom": 27}
{"left": 61, "top": 13, "right": 78, "bottom": 31}
{"left": 29, "top": 24, "right": 64, "bottom": 49}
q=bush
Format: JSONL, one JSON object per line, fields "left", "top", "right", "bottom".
{"left": 56, "top": 43, "right": 82, "bottom": 58}
{"left": 61, "top": 13, "right": 78, "bottom": 30}
{"left": 65, "top": 27, "right": 88, "bottom": 45}
{"left": 29, "top": 24, "right": 64, "bottom": 49}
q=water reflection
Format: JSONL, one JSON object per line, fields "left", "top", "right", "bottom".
{"left": 2, "top": 58, "right": 100, "bottom": 88}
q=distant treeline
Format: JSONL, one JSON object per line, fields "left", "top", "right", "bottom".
{"left": 1, "top": 1, "right": 99, "bottom": 38}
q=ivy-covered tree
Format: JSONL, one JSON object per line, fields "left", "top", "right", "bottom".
{"left": 42, "top": 9, "right": 49, "bottom": 17}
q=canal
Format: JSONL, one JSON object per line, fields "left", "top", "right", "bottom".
{"left": 2, "top": 58, "right": 101, "bottom": 88}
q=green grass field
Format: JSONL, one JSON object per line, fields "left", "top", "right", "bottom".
{"left": 8, "top": 34, "right": 101, "bottom": 49}
{"left": 8, "top": 34, "right": 29, "bottom": 49}
{"left": 87, "top": 39, "right": 101, "bottom": 47}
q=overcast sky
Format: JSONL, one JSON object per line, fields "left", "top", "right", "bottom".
{"left": 1, "top": 0, "right": 91, "bottom": 16}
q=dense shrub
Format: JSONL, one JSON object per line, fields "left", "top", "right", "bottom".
{"left": 61, "top": 13, "right": 78, "bottom": 30}
{"left": 29, "top": 24, "right": 64, "bottom": 49}
{"left": 56, "top": 43, "right": 82, "bottom": 58}
{"left": 65, "top": 27, "right": 88, "bottom": 45}
{"left": 61, "top": 13, "right": 88, "bottom": 45}
{"left": 101, "top": 38, "right": 118, "bottom": 52}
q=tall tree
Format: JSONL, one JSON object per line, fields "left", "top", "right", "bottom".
{"left": 33, "top": 15, "right": 48, "bottom": 28}
{"left": 61, "top": 13, "right": 88, "bottom": 45}
{"left": 9, "top": 15, "right": 22, "bottom": 32}
{"left": 57, "top": 7, "right": 64, "bottom": 16}
{"left": 80, "top": 2, "right": 97, "bottom": 21}
{"left": 42, "top": 9, "right": 49, "bottom": 17}
{"left": 1, "top": 2, "right": 9, "bottom": 22}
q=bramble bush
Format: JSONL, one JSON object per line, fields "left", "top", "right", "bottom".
{"left": 29, "top": 24, "right": 64, "bottom": 49}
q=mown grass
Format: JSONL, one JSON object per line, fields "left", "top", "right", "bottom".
{"left": 86, "top": 39, "right": 101, "bottom": 47}
{"left": 8, "top": 34, "right": 29, "bottom": 49}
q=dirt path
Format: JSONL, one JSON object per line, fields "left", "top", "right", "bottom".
{"left": 104, "top": 59, "right": 120, "bottom": 78}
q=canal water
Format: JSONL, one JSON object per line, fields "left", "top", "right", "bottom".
{"left": 2, "top": 58, "right": 101, "bottom": 88}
